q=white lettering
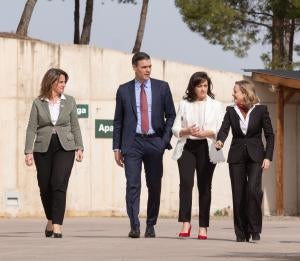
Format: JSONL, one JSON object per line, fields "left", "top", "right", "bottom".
{"left": 98, "top": 124, "right": 114, "bottom": 133}
{"left": 77, "top": 108, "right": 87, "bottom": 115}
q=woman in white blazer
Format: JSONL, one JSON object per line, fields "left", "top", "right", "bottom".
{"left": 172, "top": 72, "right": 224, "bottom": 239}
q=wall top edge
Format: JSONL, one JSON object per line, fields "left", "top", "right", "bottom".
{"left": 0, "top": 34, "right": 243, "bottom": 77}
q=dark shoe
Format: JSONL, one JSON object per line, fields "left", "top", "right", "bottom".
{"left": 236, "top": 236, "right": 246, "bottom": 242}
{"left": 128, "top": 227, "right": 140, "bottom": 238}
{"left": 53, "top": 233, "right": 63, "bottom": 238}
{"left": 144, "top": 225, "right": 155, "bottom": 238}
{"left": 251, "top": 233, "right": 260, "bottom": 241}
{"left": 236, "top": 235, "right": 249, "bottom": 242}
{"left": 45, "top": 229, "right": 53, "bottom": 237}
{"left": 245, "top": 233, "right": 250, "bottom": 242}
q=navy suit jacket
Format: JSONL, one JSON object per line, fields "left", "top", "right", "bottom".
{"left": 113, "top": 78, "right": 176, "bottom": 154}
{"left": 217, "top": 105, "right": 274, "bottom": 163}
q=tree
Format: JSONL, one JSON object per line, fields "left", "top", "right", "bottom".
{"left": 75, "top": 0, "right": 136, "bottom": 45}
{"left": 80, "top": 0, "right": 94, "bottom": 44}
{"left": 16, "top": 0, "right": 38, "bottom": 36}
{"left": 175, "top": 0, "right": 300, "bottom": 69}
{"left": 132, "top": 0, "right": 149, "bottom": 53}
{"left": 74, "top": 0, "right": 80, "bottom": 44}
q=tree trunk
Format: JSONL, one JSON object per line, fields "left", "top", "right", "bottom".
{"left": 16, "top": 0, "right": 38, "bottom": 36}
{"left": 271, "top": 15, "right": 285, "bottom": 69}
{"left": 80, "top": 0, "right": 94, "bottom": 44}
{"left": 286, "top": 19, "right": 295, "bottom": 68}
{"left": 74, "top": 0, "right": 80, "bottom": 44}
{"left": 132, "top": 0, "right": 149, "bottom": 53}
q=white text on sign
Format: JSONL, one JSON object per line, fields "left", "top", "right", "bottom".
{"left": 98, "top": 124, "right": 113, "bottom": 133}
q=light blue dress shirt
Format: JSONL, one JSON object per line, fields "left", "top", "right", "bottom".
{"left": 135, "top": 79, "right": 154, "bottom": 134}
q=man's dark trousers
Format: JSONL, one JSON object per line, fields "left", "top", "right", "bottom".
{"left": 124, "top": 135, "right": 164, "bottom": 229}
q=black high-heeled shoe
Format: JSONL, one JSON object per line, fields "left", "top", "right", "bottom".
{"left": 251, "top": 233, "right": 260, "bottom": 241}
{"left": 53, "top": 233, "right": 63, "bottom": 238}
{"left": 45, "top": 229, "right": 53, "bottom": 237}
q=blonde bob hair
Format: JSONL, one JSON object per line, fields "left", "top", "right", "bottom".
{"left": 235, "top": 80, "right": 260, "bottom": 108}
{"left": 39, "top": 68, "right": 69, "bottom": 99}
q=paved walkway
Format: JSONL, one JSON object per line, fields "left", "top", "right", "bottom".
{"left": 0, "top": 217, "right": 299, "bottom": 260}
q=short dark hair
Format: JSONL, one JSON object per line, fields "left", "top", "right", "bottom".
{"left": 184, "top": 71, "right": 215, "bottom": 101}
{"left": 132, "top": 52, "right": 150, "bottom": 65}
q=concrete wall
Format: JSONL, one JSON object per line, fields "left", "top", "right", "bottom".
{"left": 0, "top": 36, "right": 299, "bottom": 218}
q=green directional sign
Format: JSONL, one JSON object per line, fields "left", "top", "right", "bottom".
{"left": 77, "top": 104, "right": 89, "bottom": 118}
{"left": 95, "top": 119, "right": 114, "bottom": 138}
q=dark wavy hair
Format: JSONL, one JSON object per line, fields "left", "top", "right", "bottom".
{"left": 183, "top": 72, "right": 215, "bottom": 101}
{"left": 39, "top": 68, "right": 69, "bottom": 99}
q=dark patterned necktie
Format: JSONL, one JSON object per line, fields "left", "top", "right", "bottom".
{"left": 140, "top": 83, "right": 149, "bottom": 133}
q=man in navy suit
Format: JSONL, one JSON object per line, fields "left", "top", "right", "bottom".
{"left": 113, "top": 52, "right": 176, "bottom": 238}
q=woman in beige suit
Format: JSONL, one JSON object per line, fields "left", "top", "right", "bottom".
{"left": 25, "top": 68, "right": 84, "bottom": 238}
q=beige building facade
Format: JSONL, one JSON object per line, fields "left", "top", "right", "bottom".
{"left": 0, "top": 36, "right": 299, "bottom": 218}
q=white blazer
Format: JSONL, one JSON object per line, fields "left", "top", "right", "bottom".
{"left": 172, "top": 97, "right": 225, "bottom": 163}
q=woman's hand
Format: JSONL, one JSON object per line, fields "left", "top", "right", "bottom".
{"left": 261, "top": 159, "right": 270, "bottom": 170}
{"left": 76, "top": 150, "right": 84, "bottom": 162}
{"left": 179, "top": 124, "right": 200, "bottom": 137}
{"left": 193, "top": 130, "right": 215, "bottom": 139}
{"left": 25, "top": 153, "right": 34, "bottom": 166}
{"left": 215, "top": 140, "right": 224, "bottom": 150}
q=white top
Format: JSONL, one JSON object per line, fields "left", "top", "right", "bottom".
{"left": 234, "top": 104, "right": 258, "bottom": 135}
{"left": 172, "top": 97, "right": 225, "bottom": 163}
{"left": 42, "top": 94, "right": 66, "bottom": 125}
{"left": 188, "top": 100, "right": 206, "bottom": 140}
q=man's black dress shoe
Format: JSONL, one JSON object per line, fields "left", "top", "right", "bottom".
{"left": 128, "top": 227, "right": 140, "bottom": 238}
{"left": 45, "top": 229, "right": 53, "bottom": 237}
{"left": 53, "top": 233, "right": 63, "bottom": 238}
{"left": 251, "top": 233, "right": 260, "bottom": 241}
{"left": 144, "top": 225, "right": 155, "bottom": 238}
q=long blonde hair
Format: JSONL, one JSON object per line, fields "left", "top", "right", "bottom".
{"left": 39, "top": 68, "right": 68, "bottom": 99}
{"left": 235, "top": 80, "right": 260, "bottom": 108}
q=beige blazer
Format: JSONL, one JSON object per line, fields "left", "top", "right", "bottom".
{"left": 172, "top": 97, "right": 225, "bottom": 163}
{"left": 24, "top": 94, "right": 84, "bottom": 154}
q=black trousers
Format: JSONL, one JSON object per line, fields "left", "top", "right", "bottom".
{"left": 229, "top": 147, "right": 263, "bottom": 239}
{"left": 33, "top": 134, "right": 75, "bottom": 225}
{"left": 123, "top": 136, "right": 164, "bottom": 229}
{"left": 177, "top": 139, "right": 216, "bottom": 227}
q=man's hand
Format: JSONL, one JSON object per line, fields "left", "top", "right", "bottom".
{"left": 25, "top": 153, "right": 34, "bottom": 166}
{"left": 262, "top": 159, "right": 270, "bottom": 170}
{"left": 114, "top": 150, "right": 124, "bottom": 167}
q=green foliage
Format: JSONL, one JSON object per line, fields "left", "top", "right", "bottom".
{"left": 175, "top": 0, "right": 263, "bottom": 57}
{"left": 213, "top": 209, "right": 223, "bottom": 216}
{"left": 175, "top": 0, "right": 300, "bottom": 68}
{"left": 213, "top": 206, "right": 231, "bottom": 216}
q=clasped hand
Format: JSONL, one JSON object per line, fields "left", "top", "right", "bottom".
{"left": 188, "top": 124, "right": 206, "bottom": 138}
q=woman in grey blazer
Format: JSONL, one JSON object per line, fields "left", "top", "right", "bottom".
{"left": 25, "top": 68, "right": 84, "bottom": 238}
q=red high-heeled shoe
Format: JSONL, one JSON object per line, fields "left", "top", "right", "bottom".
{"left": 198, "top": 234, "right": 207, "bottom": 240}
{"left": 198, "top": 228, "right": 207, "bottom": 240}
{"left": 179, "top": 224, "right": 192, "bottom": 237}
